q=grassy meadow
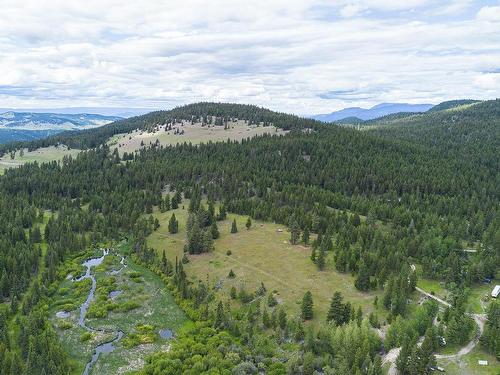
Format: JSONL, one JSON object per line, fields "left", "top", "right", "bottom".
{"left": 147, "top": 204, "right": 385, "bottom": 324}
{"left": 108, "top": 120, "right": 287, "bottom": 155}
{"left": 0, "top": 145, "right": 80, "bottom": 174}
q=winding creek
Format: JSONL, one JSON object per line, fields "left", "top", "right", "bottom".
{"left": 73, "top": 249, "right": 125, "bottom": 375}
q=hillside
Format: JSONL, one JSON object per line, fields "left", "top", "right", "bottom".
{"left": 368, "top": 99, "right": 500, "bottom": 160}
{"left": 427, "top": 99, "right": 482, "bottom": 112}
{"left": 0, "top": 102, "right": 322, "bottom": 155}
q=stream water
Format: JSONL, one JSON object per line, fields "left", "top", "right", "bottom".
{"left": 73, "top": 249, "right": 125, "bottom": 375}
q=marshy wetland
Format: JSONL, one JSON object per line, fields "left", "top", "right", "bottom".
{"left": 50, "top": 244, "right": 187, "bottom": 374}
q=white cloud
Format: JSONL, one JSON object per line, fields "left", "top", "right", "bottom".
{"left": 0, "top": 0, "right": 499, "bottom": 114}
{"left": 477, "top": 5, "right": 500, "bottom": 21}
{"left": 474, "top": 73, "right": 500, "bottom": 89}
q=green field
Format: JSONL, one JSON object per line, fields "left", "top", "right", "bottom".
{"left": 50, "top": 244, "right": 187, "bottom": 374}
{"left": 438, "top": 347, "right": 499, "bottom": 375}
{"left": 0, "top": 146, "right": 80, "bottom": 174}
{"left": 108, "top": 120, "right": 287, "bottom": 155}
{"left": 147, "top": 204, "right": 384, "bottom": 324}
{"left": 417, "top": 276, "right": 498, "bottom": 314}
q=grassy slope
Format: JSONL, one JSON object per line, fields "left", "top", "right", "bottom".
{"left": 147, "top": 204, "right": 385, "bottom": 324}
{"left": 0, "top": 121, "right": 285, "bottom": 173}
{"left": 0, "top": 145, "right": 80, "bottom": 174}
{"left": 108, "top": 120, "right": 287, "bottom": 155}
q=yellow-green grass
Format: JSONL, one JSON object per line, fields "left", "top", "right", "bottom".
{"left": 108, "top": 120, "right": 287, "bottom": 155}
{"left": 437, "top": 347, "right": 500, "bottom": 375}
{"left": 465, "top": 283, "right": 497, "bottom": 314}
{"left": 417, "top": 275, "right": 499, "bottom": 314}
{"left": 147, "top": 205, "right": 384, "bottom": 324}
{"left": 0, "top": 145, "right": 80, "bottom": 174}
{"left": 417, "top": 278, "right": 448, "bottom": 301}
{"left": 416, "top": 261, "right": 500, "bottom": 314}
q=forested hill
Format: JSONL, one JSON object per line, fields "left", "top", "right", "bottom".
{"left": 0, "top": 102, "right": 325, "bottom": 155}
{"left": 367, "top": 99, "right": 500, "bottom": 167}
{"left": 427, "top": 99, "right": 481, "bottom": 112}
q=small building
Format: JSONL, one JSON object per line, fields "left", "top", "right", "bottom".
{"left": 478, "top": 360, "right": 488, "bottom": 366}
{"left": 492, "top": 285, "right": 500, "bottom": 298}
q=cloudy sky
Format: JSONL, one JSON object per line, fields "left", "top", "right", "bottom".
{"left": 1, "top": 0, "right": 499, "bottom": 115}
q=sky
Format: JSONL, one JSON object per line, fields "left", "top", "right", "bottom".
{"left": 1, "top": 0, "right": 499, "bottom": 115}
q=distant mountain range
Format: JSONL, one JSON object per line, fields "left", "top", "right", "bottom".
{"left": 311, "top": 103, "right": 434, "bottom": 122}
{"left": 0, "top": 112, "right": 122, "bottom": 144}
{"left": 0, "top": 107, "right": 154, "bottom": 118}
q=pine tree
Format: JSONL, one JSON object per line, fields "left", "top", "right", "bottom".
{"left": 217, "top": 205, "right": 227, "bottom": 220}
{"left": 163, "top": 195, "right": 171, "bottom": 211}
{"left": 171, "top": 190, "right": 181, "bottom": 209}
{"left": 231, "top": 219, "right": 238, "bottom": 233}
{"left": 355, "top": 260, "right": 370, "bottom": 291}
{"left": 396, "top": 336, "right": 412, "bottom": 374}
{"left": 290, "top": 220, "right": 300, "bottom": 245}
{"left": 481, "top": 301, "right": 500, "bottom": 356}
{"left": 301, "top": 291, "right": 313, "bottom": 320}
{"left": 383, "top": 277, "right": 394, "bottom": 309}
{"left": 168, "top": 213, "right": 178, "bottom": 234}
{"left": 310, "top": 247, "right": 316, "bottom": 262}
{"left": 207, "top": 200, "right": 215, "bottom": 221}
{"left": 317, "top": 247, "right": 326, "bottom": 270}
{"left": 246, "top": 217, "right": 252, "bottom": 230}
{"left": 211, "top": 221, "right": 219, "bottom": 239}
{"left": 214, "top": 301, "right": 224, "bottom": 329}
{"left": 161, "top": 250, "right": 169, "bottom": 274}
{"left": 356, "top": 306, "right": 362, "bottom": 326}
{"left": 302, "top": 226, "right": 310, "bottom": 245}
{"left": 327, "top": 291, "right": 345, "bottom": 326}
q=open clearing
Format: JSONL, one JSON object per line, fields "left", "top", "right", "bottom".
{"left": 147, "top": 204, "right": 384, "bottom": 323}
{"left": 0, "top": 145, "right": 80, "bottom": 174}
{"left": 437, "top": 346, "right": 499, "bottom": 375}
{"left": 417, "top": 273, "right": 499, "bottom": 314}
{"left": 50, "top": 244, "right": 187, "bottom": 375}
{"left": 108, "top": 120, "right": 287, "bottom": 155}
